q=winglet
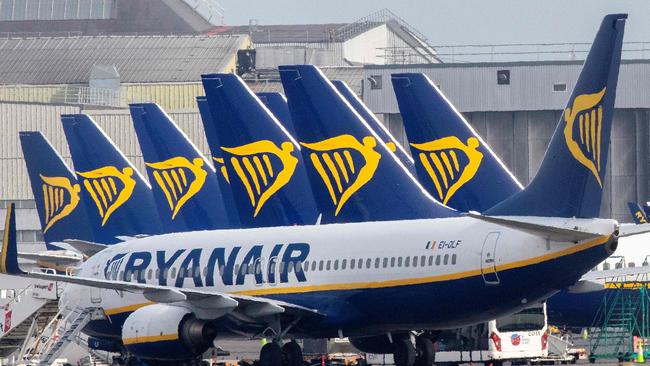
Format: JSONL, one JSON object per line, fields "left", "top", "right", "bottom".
{"left": 1, "top": 203, "right": 25, "bottom": 275}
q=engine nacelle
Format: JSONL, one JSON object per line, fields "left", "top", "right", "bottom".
{"left": 122, "top": 304, "right": 217, "bottom": 360}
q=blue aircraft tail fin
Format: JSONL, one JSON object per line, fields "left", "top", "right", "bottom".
{"left": 1, "top": 203, "right": 25, "bottom": 275}
{"left": 331, "top": 80, "right": 416, "bottom": 175}
{"left": 628, "top": 202, "right": 648, "bottom": 224}
{"left": 642, "top": 204, "right": 650, "bottom": 219}
{"left": 19, "top": 132, "right": 95, "bottom": 249}
{"left": 256, "top": 92, "right": 297, "bottom": 137}
{"left": 278, "top": 64, "right": 457, "bottom": 222}
{"left": 60, "top": 114, "right": 163, "bottom": 241}
{"left": 129, "top": 103, "right": 232, "bottom": 231}
{"left": 201, "top": 73, "right": 319, "bottom": 227}
{"left": 487, "top": 14, "right": 626, "bottom": 218}
{"left": 196, "top": 96, "right": 242, "bottom": 228}
{"left": 391, "top": 73, "right": 522, "bottom": 212}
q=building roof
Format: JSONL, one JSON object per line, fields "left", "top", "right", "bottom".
{"left": 208, "top": 23, "right": 346, "bottom": 44}
{"left": 0, "top": 34, "right": 248, "bottom": 85}
{"left": 245, "top": 66, "right": 364, "bottom": 95}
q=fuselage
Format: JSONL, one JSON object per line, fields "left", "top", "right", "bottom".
{"left": 60, "top": 216, "right": 616, "bottom": 340}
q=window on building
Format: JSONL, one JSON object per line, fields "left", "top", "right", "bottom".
{"left": 497, "top": 70, "right": 510, "bottom": 85}
{"left": 553, "top": 83, "right": 567, "bottom": 92}
{"left": 368, "top": 75, "right": 383, "bottom": 90}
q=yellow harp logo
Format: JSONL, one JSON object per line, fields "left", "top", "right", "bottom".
{"left": 77, "top": 166, "right": 136, "bottom": 226}
{"left": 145, "top": 157, "right": 208, "bottom": 219}
{"left": 301, "top": 135, "right": 381, "bottom": 216}
{"left": 212, "top": 156, "right": 230, "bottom": 184}
{"left": 39, "top": 175, "right": 81, "bottom": 233}
{"left": 410, "top": 136, "right": 483, "bottom": 205}
{"left": 221, "top": 140, "right": 298, "bottom": 217}
{"left": 635, "top": 211, "right": 647, "bottom": 224}
{"left": 563, "top": 87, "right": 607, "bottom": 187}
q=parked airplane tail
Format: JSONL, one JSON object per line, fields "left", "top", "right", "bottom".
{"left": 391, "top": 72, "right": 522, "bottom": 212}
{"left": 60, "top": 114, "right": 163, "bottom": 239}
{"left": 201, "top": 73, "right": 319, "bottom": 227}
{"left": 331, "top": 79, "right": 416, "bottom": 174}
{"left": 487, "top": 14, "right": 626, "bottom": 218}
{"left": 278, "top": 64, "right": 457, "bottom": 222}
{"left": 19, "top": 132, "right": 96, "bottom": 249}
{"left": 256, "top": 92, "right": 297, "bottom": 137}
{"left": 129, "top": 103, "right": 232, "bottom": 231}
{"left": 196, "top": 96, "right": 241, "bottom": 228}
{"left": 628, "top": 202, "right": 648, "bottom": 224}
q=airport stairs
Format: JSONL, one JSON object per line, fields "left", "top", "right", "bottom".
{"left": 589, "top": 273, "right": 650, "bottom": 362}
{"left": 22, "top": 306, "right": 96, "bottom": 366}
{"left": 0, "top": 282, "right": 59, "bottom": 359}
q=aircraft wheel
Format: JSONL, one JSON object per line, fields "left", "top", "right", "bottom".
{"left": 261, "top": 342, "right": 284, "bottom": 366}
{"left": 415, "top": 336, "right": 435, "bottom": 366}
{"left": 283, "top": 340, "right": 304, "bottom": 366}
{"left": 393, "top": 338, "right": 416, "bottom": 366}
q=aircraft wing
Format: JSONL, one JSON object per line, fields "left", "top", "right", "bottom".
{"left": 618, "top": 223, "right": 650, "bottom": 237}
{"left": 24, "top": 270, "right": 319, "bottom": 317}
{"left": 1, "top": 204, "right": 319, "bottom": 319}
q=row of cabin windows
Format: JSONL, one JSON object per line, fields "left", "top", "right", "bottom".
{"left": 116, "top": 254, "right": 458, "bottom": 282}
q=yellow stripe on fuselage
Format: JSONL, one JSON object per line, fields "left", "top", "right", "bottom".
{"left": 122, "top": 333, "right": 179, "bottom": 345}
{"left": 102, "top": 234, "right": 610, "bottom": 315}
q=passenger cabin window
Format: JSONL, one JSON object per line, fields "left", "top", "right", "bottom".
{"left": 383, "top": 258, "right": 388, "bottom": 268}
{"left": 391, "top": 257, "right": 396, "bottom": 267}
{"left": 333, "top": 260, "right": 339, "bottom": 270}
{"left": 436, "top": 255, "right": 441, "bottom": 265}
{"left": 421, "top": 255, "right": 426, "bottom": 266}
{"left": 603, "top": 263, "right": 610, "bottom": 270}
{"left": 443, "top": 254, "right": 449, "bottom": 265}
{"left": 405, "top": 257, "right": 410, "bottom": 267}
{"left": 311, "top": 261, "right": 317, "bottom": 272}
{"left": 398, "top": 257, "right": 403, "bottom": 267}
{"left": 366, "top": 258, "right": 372, "bottom": 269}
{"left": 428, "top": 256, "right": 434, "bottom": 266}
{"left": 147, "top": 269, "right": 152, "bottom": 280}
{"left": 375, "top": 258, "right": 380, "bottom": 269}
{"left": 170, "top": 267, "right": 177, "bottom": 279}
{"left": 304, "top": 261, "right": 310, "bottom": 272}
{"left": 452, "top": 254, "right": 457, "bottom": 265}
{"left": 350, "top": 259, "right": 356, "bottom": 269}
{"left": 326, "top": 260, "right": 331, "bottom": 271}
{"left": 319, "top": 261, "right": 324, "bottom": 271}
{"left": 629, "top": 262, "right": 636, "bottom": 268}
{"left": 413, "top": 256, "right": 418, "bottom": 267}
{"left": 342, "top": 259, "right": 347, "bottom": 270}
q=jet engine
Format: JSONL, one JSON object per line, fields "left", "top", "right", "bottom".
{"left": 121, "top": 303, "right": 217, "bottom": 360}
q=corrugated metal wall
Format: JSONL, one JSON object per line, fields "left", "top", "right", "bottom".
{"left": 0, "top": 103, "right": 208, "bottom": 200}
{"left": 363, "top": 61, "right": 650, "bottom": 113}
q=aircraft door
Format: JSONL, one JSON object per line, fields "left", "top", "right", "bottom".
{"left": 90, "top": 287, "right": 102, "bottom": 304}
{"left": 481, "top": 232, "right": 500, "bottom": 285}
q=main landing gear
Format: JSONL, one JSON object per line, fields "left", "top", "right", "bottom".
{"left": 394, "top": 335, "right": 435, "bottom": 366}
{"left": 259, "top": 340, "right": 304, "bottom": 366}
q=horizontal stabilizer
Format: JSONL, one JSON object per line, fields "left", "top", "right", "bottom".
{"left": 18, "top": 251, "right": 82, "bottom": 266}
{"left": 466, "top": 213, "right": 608, "bottom": 242}
{"left": 618, "top": 223, "right": 650, "bottom": 237}
{"left": 63, "top": 239, "right": 108, "bottom": 257}
{"left": 580, "top": 265, "right": 650, "bottom": 281}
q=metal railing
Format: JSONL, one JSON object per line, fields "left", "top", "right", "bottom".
{"left": 430, "top": 41, "right": 650, "bottom": 63}
{"left": 53, "top": 85, "right": 122, "bottom": 107}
